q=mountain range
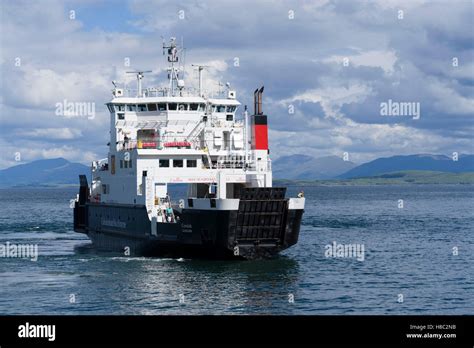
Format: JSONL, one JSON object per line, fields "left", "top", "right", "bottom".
{"left": 273, "top": 153, "right": 473, "bottom": 180}
{"left": 0, "top": 154, "right": 473, "bottom": 187}
{"left": 0, "top": 158, "right": 89, "bottom": 187}
{"left": 338, "top": 154, "right": 474, "bottom": 179}
{"left": 272, "top": 155, "right": 357, "bottom": 179}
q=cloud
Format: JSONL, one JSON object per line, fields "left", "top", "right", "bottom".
{"left": 0, "top": 0, "right": 472, "bottom": 169}
{"left": 16, "top": 128, "right": 83, "bottom": 140}
{"left": 320, "top": 50, "right": 398, "bottom": 74}
{"left": 426, "top": 79, "right": 474, "bottom": 115}
{"left": 3, "top": 67, "right": 111, "bottom": 110}
{"left": 281, "top": 84, "right": 374, "bottom": 120}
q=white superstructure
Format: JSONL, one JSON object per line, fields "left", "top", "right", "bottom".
{"left": 91, "top": 38, "right": 273, "bottom": 222}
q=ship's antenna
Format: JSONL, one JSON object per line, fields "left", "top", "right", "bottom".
{"left": 217, "top": 81, "right": 224, "bottom": 97}
{"left": 192, "top": 64, "right": 209, "bottom": 97}
{"left": 162, "top": 37, "right": 185, "bottom": 96}
{"left": 181, "top": 36, "right": 186, "bottom": 85}
{"left": 126, "top": 70, "right": 152, "bottom": 97}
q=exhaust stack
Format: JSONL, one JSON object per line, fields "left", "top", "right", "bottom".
{"left": 253, "top": 88, "right": 259, "bottom": 116}
{"left": 251, "top": 86, "right": 268, "bottom": 151}
{"left": 257, "top": 86, "right": 264, "bottom": 115}
{"left": 253, "top": 86, "right": 265, "bottom": 115}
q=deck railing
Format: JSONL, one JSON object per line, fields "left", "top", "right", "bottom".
{"left": 118, "top": 136, "right": 202, "bottom": 151}
{"left": 114, "top": 87, "right": 228, "bottom": 99}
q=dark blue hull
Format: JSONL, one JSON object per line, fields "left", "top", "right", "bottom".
{"left": 74, "top": 177, "right": 303, "bottom": 260}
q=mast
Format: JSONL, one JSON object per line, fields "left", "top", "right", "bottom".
{"left": 163, "top": 37, "right": 184, "bottom": 97}
{"left": 192, "top": 64, "right": 209, "bottom": 97}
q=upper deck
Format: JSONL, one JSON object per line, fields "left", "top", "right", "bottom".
{"left": 103, "top": 37, "right": 251, "bottom": 164}
{"left": 107, "top": 95, "right": 240, "bottom": 113}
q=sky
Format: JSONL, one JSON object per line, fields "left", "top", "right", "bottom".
{"left": 0, "top": 0, "right": 473, "bottom": 169}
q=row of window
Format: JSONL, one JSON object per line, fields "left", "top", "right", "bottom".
{"left": 159, "top": 159, "right": 197, "bottom": 168}
{"left": 118, "top": 158, "right": 198, "bottom": 170}
{"left": 108, "top": 103, "right": 237, "bottom": 113}
{"left": 120, "top": 159, "right": 133, "bottom": 169}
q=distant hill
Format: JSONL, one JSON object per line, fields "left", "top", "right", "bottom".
{"left": 339, "top": 154, "right": 474, "bottom": 179}
{"left": 275, "top": 171, "right": 474, "bottom": 186}
{"left": 2, "top": 154, "right": 473, "bottom": 188}
{"left": 272, "top": 155, "right": 357, "bottom": 179}
{"left": 344, "top": 170, "right": 474, "bottom": 184}
{"left": 0, "top": 158, "right": 89, "bottom": 187}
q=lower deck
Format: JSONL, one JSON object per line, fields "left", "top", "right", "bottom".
{"left": 74, "top": 187, "right": 304, "bottom": 259}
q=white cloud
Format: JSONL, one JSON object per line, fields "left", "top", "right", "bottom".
{"left": 320, "top": 50, "right": 398, "bottom": 74}
{"left": 281, "top": 84, "right": 374, "bottom": 120}
{"left": 374, "top": 0, "right": 429, "bottom": 10}
{"left": 0, "top": 0, "right": 472, "bottom": 169}
{"left": 17, "top": 128, "right": 83, "bottom": 140}
{"left": 3, "top": 67, "right": 110, "bottom": 109}
{"left": 427, "top": 79, "right": 474, "bottom": 116}
{"left": 270, "top": 119, "right": 461, "bottom": 164}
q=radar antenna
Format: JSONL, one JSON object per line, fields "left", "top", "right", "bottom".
{"left": 126, "top": 70, "right": 152, "bottom": 97}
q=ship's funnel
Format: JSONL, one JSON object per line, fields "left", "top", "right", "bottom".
{"left": 251, "top": 86, "right": 268, "bottom": 151}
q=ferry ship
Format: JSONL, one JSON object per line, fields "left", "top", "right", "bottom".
{"left": 73, "top": 38, "right": 304, "bottom": 259}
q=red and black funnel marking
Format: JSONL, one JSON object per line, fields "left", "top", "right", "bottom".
{"left": 252, "top": 114, "right": 268, "bottom": 150}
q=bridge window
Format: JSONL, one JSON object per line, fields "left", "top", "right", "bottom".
{"left": 137, "top": 104, "right": 147, "bottom": 112}
{"left": 178, "top": 104, "right": 188, "bottom": 111}
{"left": 226, "top": 106, "right": 237, "bottom": 112}
{"left": 187, "top": 159, "right": 197, "bottom": 168}
{"left": 168, "top": 103, "right": 177, "bottom": 111}
{"left": 190, "top": 103, "right": 199, "bottom": 111}
{"left": 107, "top": 104, "right": 114, "bottom": 113}
{"left": 147, "top": 103, "right": 157, "bottom": 111}
{"left": 115, "top": 104, "right": 125, "bottom": 112}
{"left": 123, "top": 160, "right": 132, "bottom": 168}
{"left": 158, "top": 103, "right": 166, "bottom": 111}
{"left": 127, "top": 104, "right": 137, "bottom": 112}
{"left": 173, "top": 159, "right": 183, "bottom": 168}
{"left": 159, "top": 159, "right": 169, "bottom": 167}
{"left": 198, "top": 103, "right": 206, "bottom": 111}
{"left": 216, "top": 105, "right": 226, "bottom": 112}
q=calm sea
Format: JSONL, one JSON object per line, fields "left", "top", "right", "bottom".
{"left": 0, "top": 185, "right": 472, "bottom": 314}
